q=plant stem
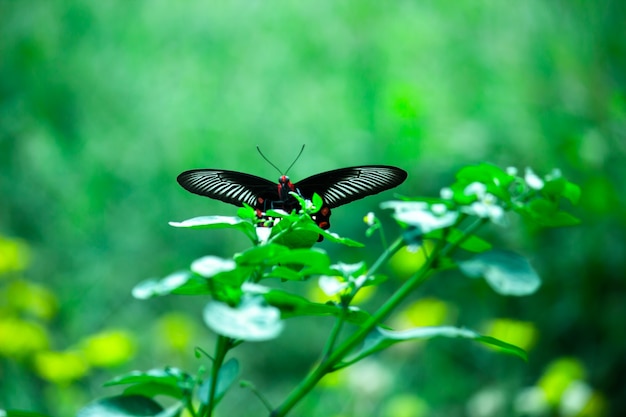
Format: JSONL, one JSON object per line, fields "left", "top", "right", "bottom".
{"left": 271, "top": 237, "right": 415, "bottom": 417}
{"left": 272, "top": 220, "right": 487, "bottom": 416}
{"left": 322, "top": 235, "right": 405, "bottom": 360}
{"left": 321, "top": 314, "right": 345, "bottom": 360}
{"left": 202, "top": 335, "right": 230, "bottom": 417}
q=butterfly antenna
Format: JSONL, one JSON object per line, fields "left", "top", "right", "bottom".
{"left": 256, "top": 146, "right": 283, "bottom": 175}
{"left": 284, "top": 144, "right": 306, "bottom": 175}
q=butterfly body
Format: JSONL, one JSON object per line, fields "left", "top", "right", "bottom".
{"left": 177, "top": 165, "right": 407, "bottom": 231}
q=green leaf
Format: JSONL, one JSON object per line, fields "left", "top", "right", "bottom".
{"left": 562, "top": 181, "right": 581, "bottom": 205}
{"left": 526, "top": 199, "right": 557, "bottom": 216}
{"left": 338, "top": 326, "right": 527, "bottom": 369}
{"left": 123, "top": 382, "right": 185, "bottom": 400}
{"left": 237, "top": 244, "right": 331, "bottom": 275}
{"left": 474, "top": 334, "right": 529, "bottom": 360}
{"left": 269, "top": 248, "right": 331, "bottom": 271}
{"left": 198, "top": 358, "right": 240, "bottom": 406}
{"left": 169, "top": 216, "right": 256, "bottom": 241}
{"left": 76, "top": 395, "right": 164, "bottom": 417}
{"left": 300, "top": 223, "right": 364, "bottom": 247}
{"left": 268, "top": 216, "right": 320, "bottom": 248}
{"left": 453, "top": 163, "right": 514, "bottom": 202}
{"left": 364, "top": 222, "right": 380, "bottom": 237}
{"left": 262, "top": 265, "right": 306, "bottom": 281}
{"left": 520, "top": 200, "right": 580, "bottom": 227}
{"left": 132, "top": 272, "right": 198, "bottom": 299}
{"left": 169, "top": 275, "right": 213, "bottom": 295}
{"left": 134, "top": 273, "right": 218, "bottom": 298}
{"left": 105, "top": 368, "right": 193, "bottom": 391}
{"left": 190, "top": 256, "right": 236, "bottom": 277}
{"left": 459, "top": 250, "right": 541, "bottom": 296}
{"left": 5, "top": 411, "right": 54, "bottom": 417}
{"left": 191, "top": 256, "right": 252, "bottom": 286}
{"left": 456, "top": 163, "right": 512, "bottom": 186}
{"left": 237, "top": 204, "right": 257, "bottom": 220}
{"left": 235, "top": 244, "right": 290, "bottom": 266}
{"left": 542, "top": 178, "right": 581, "bottom": 206}
{"left": 541, "top": 177, "right": 566, "bottom": 199}
{"left": 272, "top": 228, "right": 320, "bottom": 248}
{"left": 455, "top": 234, "right": 491, "bottom": 253}
{"left": 264, "top": 290, "right": 372, "bottom": 324}
{"left": 312, "top": 193, "right": 324, "bottom": 213}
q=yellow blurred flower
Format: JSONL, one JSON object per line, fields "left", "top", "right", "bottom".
{"left": 0, "top": 236, "right": 30, "bottom": 274}
{"left": 0, "top": 316, "right": 49, "bottom": 358}
{"left": 317, "top": 367, "right": 344, "bottom": 388}
{"left": 538, "top": 357, "right": 586, "bottom": 405}
{"left": 81, "top": 330, "right": 136, "bottom": 368}
{"left": 382, "top": 393, "right": 429, "bottom": 417}
{"left": 352, "top": 284, "right": 375, "bottom": 305}
{"left": 389, "top": 241, "right": 435, "bottom": 279}
{"left": 392, "top": 297, "right": 451, "bottom": 329}
{"left": 6, "top": 280, "right": 58, "bottom": 321}
{"left": 156, "top": 312, "right": 196, "bottom": 352}
{"left": 34, "top": 350, "right": 89, "bottom": 383}
{"left": 483, "top": 318, "right": 538, "bottom": 352}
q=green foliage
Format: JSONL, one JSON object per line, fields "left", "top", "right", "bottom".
{"left": 70, "top": 164, "right": 578, "bottom": 417}
{"left": 76, "top": 395, "right": 171, "bottom": 417}
{"left": 341, "top": 326, "right": 528, "bottom": 369}
{"left": 1, "top": 1, "right": 622, "bottom": 415}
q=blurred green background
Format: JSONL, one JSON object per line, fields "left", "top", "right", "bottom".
{"left": 1, "top": 1, "right": 625, "bottom": 416}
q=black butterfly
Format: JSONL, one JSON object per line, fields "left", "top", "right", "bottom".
{"left": 177, "top": 165, "right": 407, "bottom": 231}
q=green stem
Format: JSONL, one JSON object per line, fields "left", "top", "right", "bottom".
{"left": 440, "top": 217, "right": 487, "bottom": 258}
{"left": 272, "top": 221, "right": 488, "bottom": 416}
{"left": 321, "top": 314, "right": 345, "bottom": 360}
{"left": 322, "top": 236, "right": 404, "bottom": 360}
{"left": 271, "top": 237, "right": 408, "bottom": 417}
{"left": 201, "top": 335, "right": 230, "bottom": 417}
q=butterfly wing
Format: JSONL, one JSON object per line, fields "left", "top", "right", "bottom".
{"left": 296, "top": 165, "right": 407, "bottom": 208}
{"left": 177, "top": 169, "right": 278, "bottom": 207}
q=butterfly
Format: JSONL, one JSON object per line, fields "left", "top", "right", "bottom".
{"left": 177, "top": 147, "right": 407, "bottom": 235}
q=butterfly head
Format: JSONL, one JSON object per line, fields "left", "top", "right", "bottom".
{"left": 278, "top": 175, "right": 297, "bottom": 200}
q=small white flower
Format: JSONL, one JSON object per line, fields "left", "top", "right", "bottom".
{"left": 524, "top": 168, "right": 545, "bottom": 190}
{"left": 464, "top": 182, "right": 487, "bottom": 198}
{"left": 545, "top": 168, "right": 562, "bottom": 181}
{"left": 191, "top": 256, "right": 236, "bottom": 277}
{"left": 506, "top": 166, "right": 519, "bottom": 176}
{"left": 333, "top": 262, "right": 365, "bottom": 277}
{"left": 303, "top": 198, "right": 315, "bottom": 211}
{"left": 431, "top": 203, "right": 448, "bottom": 215}
{"left": 255, "top": 227, "right": 272, "bottom": 243}
{"left": 364, "top": 212, "right": 376, "bottom": 226}
{"left": 319, "top": 261, "right": 369, "bottom": 296}
{"left": 352, "top": 274, "right": 368, "bottom": 288}
{"left": 319, "top": 275, "right": 349, "bottom": 296}
{"left": 394, "top": 209, "right": 459, "bottom": 233}
{"left": 241, "top": 282, "right": 270, "bottom": 294}
{"left": 440, "top": 187, "right": 454, "bottom": 200}
{"left": 461, "top": 193, "right": 505, "bottom": 224}
{"left": 382, "top": 201, "right": 459, "bottom": 233}
{"left": 203, "top": 295, "right": 283, "bottom": 341}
